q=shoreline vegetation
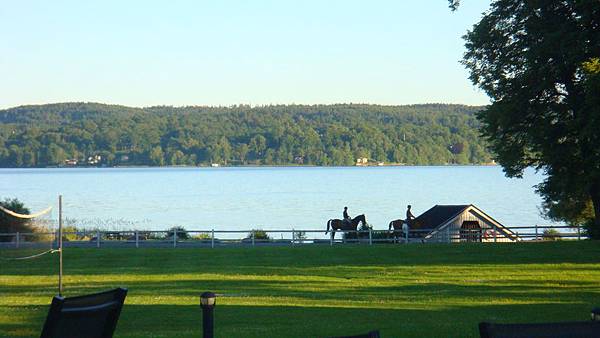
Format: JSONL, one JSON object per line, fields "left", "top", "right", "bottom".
{"left": 0, "top": 102, "right": 493, "bottom": 168}
{"left": 1, "top": 163, "right": 499, "bottom": 169}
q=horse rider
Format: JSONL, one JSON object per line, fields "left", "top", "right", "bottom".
{"left": 343, "top": 206, "right": 351, "bottom": 226}
{"left": 406, "top": 204, "right": 415, "bottom": 227}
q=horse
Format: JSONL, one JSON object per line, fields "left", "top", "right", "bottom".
{"left": 389, "top": 219, "right": 407, "bottom": 243}
{"left": 325, "top": 214, "right": 367, "bottom": 240}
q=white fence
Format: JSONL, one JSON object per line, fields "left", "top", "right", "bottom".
{"left": 0, "top": 224, "right": 587, "bottom": 249}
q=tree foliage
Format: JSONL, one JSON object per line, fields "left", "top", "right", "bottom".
{"left": 0, "top": 102, "right": 492, "bottom": 167}
{"left": 0, "top": 198, "right": 33, "bottom": 241}
{"left": 448, "top": 0, "right": 460, "bottom": 11}
{"left": 462, "top": 1, "right": 600, "bottom": 237}
{"left": 166, "top": 226, "right": 190, "bottom": 240}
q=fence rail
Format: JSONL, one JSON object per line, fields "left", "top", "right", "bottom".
{"left": 0, "top": 224, "right": 588, "bottom": 249}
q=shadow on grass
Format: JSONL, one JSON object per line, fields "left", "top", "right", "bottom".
{"left": 3, "top": 275, "right": 599, "bottom": 317}
{"left": 2, "top": 241, "right": 600, "bottom": 277}
{"left": 2, "top": 302, "right": 595, "bottom": 338}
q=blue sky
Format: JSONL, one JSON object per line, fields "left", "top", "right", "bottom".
{"left": 0, "top": 1, "right": 491, "bottom": 109}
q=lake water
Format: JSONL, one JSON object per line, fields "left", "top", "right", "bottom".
{"left": 0, "top": 166, "right": 554, "bottom": 231}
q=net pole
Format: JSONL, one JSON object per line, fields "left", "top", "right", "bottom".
{"left": 58, "top": 195, "right": 63, "bottom": 296}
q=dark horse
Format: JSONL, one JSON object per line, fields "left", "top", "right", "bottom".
{"left": 389, "top": 219, "right": 407, "bottom": 243}
{"left": 325, "top": 214, "right": 367, "bottom": 239}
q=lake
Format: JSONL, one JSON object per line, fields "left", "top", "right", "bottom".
{"left": 0, "top": 166, "right": 554, "bottom": 232}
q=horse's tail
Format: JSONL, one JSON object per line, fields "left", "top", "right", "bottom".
{"left": 389, "top": 221, "right": 393, "bottom": 231}
{"left": 325, "top": 219, "right": 331, "bottom": 235}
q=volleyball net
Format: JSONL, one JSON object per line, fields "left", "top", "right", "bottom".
{"left": 0, "top": 202, "right": 58, "bottom": 260}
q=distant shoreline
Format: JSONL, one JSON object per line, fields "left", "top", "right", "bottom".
{"left": 0, "top": 163, "right": 500, "bottom": 169}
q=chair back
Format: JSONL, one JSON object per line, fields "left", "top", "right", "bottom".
{"left": 479, "top": 321, "right": 600, "bottom": 338}
{"left": 40, "top": 288, "right": 127, "bottom": 338}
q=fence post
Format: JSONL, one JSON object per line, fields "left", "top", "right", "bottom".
{"left": 292, "top": 228, "right": 295, "bottom": 246}
{"left": 97, "top": 230, "right": 101, "bottom": 248}
{"left": 173, "top": 229, "right": 177, "bottom": 248}
{"left": 135, "top": 231, "right": 139, "bottom": 248}
{"left": 15, "top": 232, "right": 19, "bottom": 249}
{"left": 252, "top": 230, "right": 255, "bottom": 246}
{"left": 535, "top": 224, "right": 538, "bottom": 241}
{"left": 369, "top": 228, "right": 372, "bottom": 245}
{"left": 494, "top": 228, "right": 497, "bottom": 243}
{"left": 578, "top": 225, "right": 581, "bottom": 241}
{"left": 211, "top": 229, "right": 215, "bottom": 248}
{"left": 330, "top": 231, "right": 333, "bottom": 246}
{"left": 405, "top": 228, "right": 409, "bottom": 243}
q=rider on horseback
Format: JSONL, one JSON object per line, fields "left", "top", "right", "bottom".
{"left": 343, "top": 206, "right": 351, "bottom": 226}
{"left": 406, "top": 205, "right": 415, "bottom": 227}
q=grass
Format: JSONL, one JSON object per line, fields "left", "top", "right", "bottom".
{"left": 1, "top": 241, "right": 599, "bottom": 337}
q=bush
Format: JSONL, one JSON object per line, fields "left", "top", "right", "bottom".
{"left": 295, "top": 231, "right": 307, "bottom": 241}
{"left": 542, "top": 228, "right": 562, "bottom": 241}
{"left": 166, "top": 226, "right": 190, "bottom": 240}
{"left": 247, "top": 229, "right": 271, "bottom": 240}
{"left": 61, "top": 225, "right": 93, "bottom": 241}
{"left": 191, "top": 232, "right": 212, "bottom": 240}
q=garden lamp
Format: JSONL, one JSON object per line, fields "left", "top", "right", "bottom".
{"left": 200, "top": 291, "right": 216, "bottom": 338}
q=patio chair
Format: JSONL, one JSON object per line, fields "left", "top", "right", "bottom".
{"left": 40, "top": 288, "right": 128, "bottom": 338}
{"left": 479, "top": 321, "right": 600, "bottom": 338}
{"left": 328, "top": 330, "right": 380, "bottom": 338}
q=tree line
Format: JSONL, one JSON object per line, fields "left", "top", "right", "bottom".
{"left": 0, "top": 102, "right": 492, "bottom": 167}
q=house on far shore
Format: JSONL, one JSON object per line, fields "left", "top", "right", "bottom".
{"left": 408, "top": 204, "right": 519, "bottom": 243}
{"left": 355, "top": 157, "right": 369, "bottom": 166}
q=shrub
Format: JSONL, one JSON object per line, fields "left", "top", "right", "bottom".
{"left": 191, "top": 232, "right": 212, "bottom": 240}
{"left": 61, "top": 225, "right": 93, "bottom": 241}
{"left": 247, "top": 229, "right": 271, "bottom": 240}
{"left": 166, "top": 226, "right": 190, "bottom": 240}
{"left": 542, "top": 228, "right": 562, "bottom": 241}
{"left": 295, "top": 231, "right": 307, "bottom": 241}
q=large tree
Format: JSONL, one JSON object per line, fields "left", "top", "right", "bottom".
{"left": 460, "top": 0, "right": 600, "bottom": 237}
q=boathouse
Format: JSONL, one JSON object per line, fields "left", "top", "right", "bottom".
{"left": 409, "top": 204, "right": 518, "bottom": 243}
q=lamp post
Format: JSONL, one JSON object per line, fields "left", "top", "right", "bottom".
{"left": 592, "top": 307, "right": 600, "bottom": 321}
{"left": 200, "top": 291, "right": 216, "bottom": 338}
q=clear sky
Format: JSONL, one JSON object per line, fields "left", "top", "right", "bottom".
{"left": 0, "top": 1, "right": 491, "bottom": 109}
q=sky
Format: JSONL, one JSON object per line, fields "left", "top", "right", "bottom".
{"left": 0, "top": 1, "right": 492, "bottom": 109}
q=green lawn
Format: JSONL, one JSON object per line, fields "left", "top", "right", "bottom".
{"left": 1, "top": 241, "right": 599, "bottom": 337}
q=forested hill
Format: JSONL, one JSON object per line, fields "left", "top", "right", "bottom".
{"left": 0, "top": 102, "right": 492, "bottom": 167}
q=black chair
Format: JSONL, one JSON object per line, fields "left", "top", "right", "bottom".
{"left": 479, "top": 321, "right": 600, "bottom": 338}
{"left": 328, "top": 330, "right": 380, "bottom": 338}
{"left": 40, "top": 288, "right": 128, "bottom": 338}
